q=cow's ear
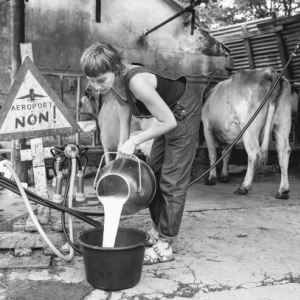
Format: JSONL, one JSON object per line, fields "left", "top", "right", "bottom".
{"left": 85, "top": 87, "right": 92, "bottom": 100}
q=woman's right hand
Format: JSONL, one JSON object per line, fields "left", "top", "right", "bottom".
{"left": 117, "top": 138, "right": 137, "bottom": 157}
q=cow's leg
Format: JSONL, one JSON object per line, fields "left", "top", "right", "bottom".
{"left": 203, "top": 126, "right": 218, "bottom": 185}
{"left": 273, "top": 79, "right": 292, "bottom": 200}
{"left": 273, "top": 119, "right": 291, "bottom": 200}
{"left": 234, "top": 131, "right": 260, "bottom": 195}
{"left": 219, "top": 146, "right": 232, "bottom": 182}
{"left": 100, "top": 133, "right": 112, "bottom": 165}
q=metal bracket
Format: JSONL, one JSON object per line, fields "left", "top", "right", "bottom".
{"left": 142, "top": 0, "right": 202, "bottom": 37}
{"left": 96, "top": 0, "right": 101, "bottom": 23}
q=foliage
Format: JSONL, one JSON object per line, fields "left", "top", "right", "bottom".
{"left": 178, "top": 0, "right": 300, "bottom": 29}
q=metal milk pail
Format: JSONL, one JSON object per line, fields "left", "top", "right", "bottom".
{"left": 94, "top": 153, "right": 156, "bottom": 216}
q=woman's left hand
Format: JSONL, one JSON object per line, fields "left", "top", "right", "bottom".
{"left": 118, "top": 139, "right": 136, "bottom": 157}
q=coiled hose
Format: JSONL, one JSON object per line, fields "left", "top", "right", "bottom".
{"left": 0, "top": 161, "right": 103, "bottom": 260}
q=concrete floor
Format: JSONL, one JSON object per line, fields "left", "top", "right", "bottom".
{"left": 1, "top": 166, "right": 300, "bottom": 300}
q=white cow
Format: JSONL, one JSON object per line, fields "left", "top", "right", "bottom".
{"left": 78, "top": 88, "right": 156, "bottom": 164}
{"left": 202, "top": 67, "right": 296, "bottom": 199}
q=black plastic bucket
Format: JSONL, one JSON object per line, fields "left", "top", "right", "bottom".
{"left": 78, "top": 227, "right": 147, "bottom": 290}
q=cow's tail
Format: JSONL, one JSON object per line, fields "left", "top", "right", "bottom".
{"left": 257, "top": 72, "right": 281, "bottom": 171}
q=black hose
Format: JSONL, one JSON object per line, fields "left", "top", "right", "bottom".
{"left": 0, "top": 176, "right": 103, "bottom": 228}
{"left": 1, "top": 146, "right": 104, "bottom": 256}
{"left": 59, "top": 149, "right": 100, "bottom": 254}
{"left": 61, "top": 159, "right": 82, "bottom": 254}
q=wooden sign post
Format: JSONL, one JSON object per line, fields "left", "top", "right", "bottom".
{"left": 20, "top": 139, "right": 56, "bottom": 225}
{"left": 0, "top": 45, "right": 85, "bottom": 227}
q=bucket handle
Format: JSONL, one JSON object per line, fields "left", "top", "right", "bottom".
{"left": 94, "top": 152, "right": 145, "bottom": 196}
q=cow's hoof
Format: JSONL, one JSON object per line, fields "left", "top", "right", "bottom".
{"left": 219, "top": 176, "right": 229, "bottom": 183}
{"left": 234, "top": 187, "right": 248, "bottom": 195}
{"left": 205, "top": 177, "right": 217, "bottom": 186}
{"left": 275, "top": 191, "right": 289, "bottom": 200}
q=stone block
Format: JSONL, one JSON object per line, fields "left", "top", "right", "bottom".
{"left": 0, "top": 232, "right": 65, "bottom": 249}
{"left": 14, "top": 248, "right": 33, "bottom": 257}
{"left": 0, "top": 230, "right": 83, "bottom": 250}
{"left": 0, "top": 250, "right": 51, "bottom": 269}
{"left": 42, "top": 247, "right": 53, "bottom": 256}
{"left": 25, "top": 216, "right": 38, "bottom": 232}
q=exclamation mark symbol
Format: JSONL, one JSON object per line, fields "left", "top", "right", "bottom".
{"left": 53, "top": 105, "right": 56, "bottom": 123}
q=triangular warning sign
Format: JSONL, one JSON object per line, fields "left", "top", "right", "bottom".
{"left": 0, "top": 56, "right": 82, "bottom": 140}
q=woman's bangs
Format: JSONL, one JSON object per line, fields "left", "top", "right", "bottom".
{"left": 84, "top": 57, "right": 109, "bottom": 77}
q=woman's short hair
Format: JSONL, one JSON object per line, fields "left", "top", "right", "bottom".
{"left": 80, "top": 42, "right": 127, "bottom": 77}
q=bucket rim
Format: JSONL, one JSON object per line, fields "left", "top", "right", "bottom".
{"left": 139, "top": 160, "right": 156, "bottom": 208}
{"left": 78, "top": 227, "right": 149, "bottom": 251}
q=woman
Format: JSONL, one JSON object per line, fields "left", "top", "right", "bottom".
{"left": 80, "top": 42, "right": 201, "bottom": 265}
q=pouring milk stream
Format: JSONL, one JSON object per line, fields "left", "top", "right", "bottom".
{"left": 99, "top": 195, "right": 127, "bottom": 247}
{"left": 95, "top": 153, "right": 156, "bottom": 248}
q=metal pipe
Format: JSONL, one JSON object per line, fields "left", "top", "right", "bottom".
{"left": 143, "top": 0, "right": 201, "bottom": 36}
{"left": 191, "top": 8, "right": 196, "bottom": 35}
{"left": 95, "top": 0, "right": 101, "bottom": 23}
{"left": 11, "top": 0, "right": 25, "bottom": 82}
{"left": 10, "top": 0, "right": 28, "bottom": 184}
{"left": 58, "top": 75, "right": 64, "bottom": 146}
{"left": 76, "top": 76, "right": 81, "bottom": 145}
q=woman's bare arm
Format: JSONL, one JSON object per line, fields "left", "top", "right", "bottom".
{"left": 118, "top": 73, "right": 177, "bottom": 155}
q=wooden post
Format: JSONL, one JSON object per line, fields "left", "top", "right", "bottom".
{"left": 242, "top": 25, "right": 255, "bottom": 70}
{"left": 271, "top": 11, "right": 291, "bottom": 79}
{"left": 10, "top": 0, "right": 28, "bottom": 184}
{"left": 20, "top": 44, "right": 51, "bottom": 226}
{"left": 21, "top": 139, "right": 53, "bottom": 225}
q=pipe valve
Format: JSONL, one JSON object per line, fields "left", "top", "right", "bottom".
{"left": 64, "top": 144, "right": 79, "bottom": 159}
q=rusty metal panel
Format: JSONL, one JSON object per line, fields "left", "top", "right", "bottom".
{"left": 281, "top": 23, "right": 300, "bottom": 80}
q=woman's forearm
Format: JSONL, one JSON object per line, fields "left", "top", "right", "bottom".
{"left": 129, "top": 120, "right": 176, "bottom": 146}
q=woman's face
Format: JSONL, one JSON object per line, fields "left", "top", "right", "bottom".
{"left": 87, "top": 71, "right": 116, "bottom": 94}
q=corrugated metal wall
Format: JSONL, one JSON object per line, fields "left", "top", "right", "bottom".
{"left": 209, "top": 14, "right": 300, "bottom": 82}
{"left": 282, "top": 21, "right": 300, "bottom": 80}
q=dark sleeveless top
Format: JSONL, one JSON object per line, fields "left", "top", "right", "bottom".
{"left": 124, "top": 64, "right": 187, "bottom": 118}
{"left": 156, "top": 76, "right": 185, "bottom": 106}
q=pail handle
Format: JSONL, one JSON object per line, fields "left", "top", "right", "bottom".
{"left": 94, "top": 152, "right": 145, "bottom": 196}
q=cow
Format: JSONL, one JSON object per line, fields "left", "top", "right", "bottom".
{"left": 78, "top": 87, "right": 156, "bottom": 165}
{"left": 202, "top": 67, "right": 297, "bottom": 199}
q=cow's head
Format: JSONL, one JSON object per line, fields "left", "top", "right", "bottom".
{"left": 78, "top": 87, "right": 101, "bottom": 121}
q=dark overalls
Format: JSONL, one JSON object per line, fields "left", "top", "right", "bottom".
{"left": 124, "top": 65, "right": 202, "bottom": 243}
